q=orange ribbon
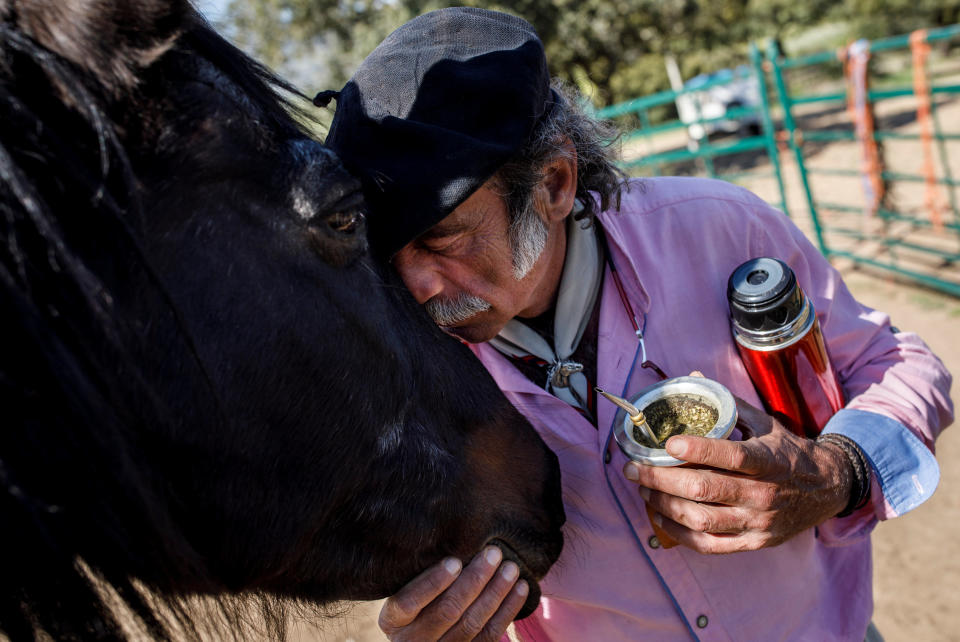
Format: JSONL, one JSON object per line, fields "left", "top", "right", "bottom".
{"left": 843, "top": 40, "right": 885, "bottom": 217}
{"left": 910, "top": 29, "right": 946, "bottom": 232}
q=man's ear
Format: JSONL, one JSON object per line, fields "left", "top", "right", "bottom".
{"left": 533, "top": 138, "right": 578, "bottom": 224}
{"left": 5, "top": 0, "right": 191, "bottom": 96}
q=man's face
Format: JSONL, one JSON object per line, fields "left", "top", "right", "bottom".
{"left": 392, "top": 182, "right": 564, "bottom": 343}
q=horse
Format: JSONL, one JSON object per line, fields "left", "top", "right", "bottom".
{"left": 0, "top": 1, "right": 565, "bottom": 639}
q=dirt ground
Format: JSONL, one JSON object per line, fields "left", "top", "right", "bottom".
{"left": 294, "top": 95, "right": 960, "bottom": 642}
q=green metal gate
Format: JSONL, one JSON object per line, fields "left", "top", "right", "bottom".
{"left": 594, "top": 49, "right": 789, "bottom": 216}
{"left": 767, "top": 24, "right": 960, "bottom": 297}
{"left": 598, "top": 24, "right": 960, "bottom": 298}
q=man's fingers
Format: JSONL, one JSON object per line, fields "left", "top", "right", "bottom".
{"left": 405, "top": 547, "right": 503, "bottom": 640}
{"left": 439, "top": 560, "right": 522, "bottom": 642}
{"left": 380, "top": 557, "right": 462, "bottom": 632}
{"left": 664, "top": 435, "right": 767, "bottom": 475}
{"left": 476, "top": 580, "right": 529, "bottom": 642}
{"left": 628, "top": 460, "right": 781, "bottom": 509}
{"left": 378, "top": 552, "right": 532, "bottom": 642}
{"left": 653, "top": 511, "right": 770, "bottom": 554}
{"left": 644, "top": 487, "right": 752, "bottom": 534}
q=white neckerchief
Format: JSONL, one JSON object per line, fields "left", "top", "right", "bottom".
{"left": 489, "top": 207, "right": 602, "bottom": 410}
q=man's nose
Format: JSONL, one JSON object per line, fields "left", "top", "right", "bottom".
{"left": 392, "top": 246, "right": 444, "bottom": 305}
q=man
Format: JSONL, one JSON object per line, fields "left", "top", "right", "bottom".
{"left": 322, "top": 8, "right": 953, "bottom": 640}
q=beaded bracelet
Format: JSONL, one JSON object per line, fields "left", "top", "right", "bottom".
{"left": 816, "top": 433, "right": 872, "bottom": 517}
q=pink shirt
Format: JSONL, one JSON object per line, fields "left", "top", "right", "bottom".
{"left": 472, "top": 177, "right": 953, "bottom": 640}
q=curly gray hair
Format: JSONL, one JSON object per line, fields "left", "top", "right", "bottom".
{"left": 491, "top": 81, "right": 625, "bottom": 279}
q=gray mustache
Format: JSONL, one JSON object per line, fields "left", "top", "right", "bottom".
{"left": 425, "top": 293, "right": 492, "bottom": 326}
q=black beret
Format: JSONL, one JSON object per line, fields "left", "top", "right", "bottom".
{"left": 324, "top": 7, "right": 554, "bottom": 258}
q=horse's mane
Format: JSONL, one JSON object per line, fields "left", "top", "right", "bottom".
{"left": 0, "top": 13, "right": 319, "bottom": 641}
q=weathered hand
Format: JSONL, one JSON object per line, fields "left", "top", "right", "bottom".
{"left": 378, "top": 546, "right": 528, "bottom": 641}
{"left": 623, "top": 397, "right": 853, "bottom": 553}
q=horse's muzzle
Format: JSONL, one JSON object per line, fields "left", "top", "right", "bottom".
{"left": 487, "top": 532, "right": 563, "bottom": 620}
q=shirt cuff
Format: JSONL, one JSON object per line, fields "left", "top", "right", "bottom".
{"left": 822, "top": 408, "right": 940, "bottom": 517}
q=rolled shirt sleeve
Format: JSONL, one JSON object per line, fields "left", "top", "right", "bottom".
{"left": 824, "top": 408, "right": 941, "bottom": 516}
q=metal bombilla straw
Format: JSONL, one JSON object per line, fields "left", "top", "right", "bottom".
{"left": 595, "top": 388, "right": 660, "bottom": 447}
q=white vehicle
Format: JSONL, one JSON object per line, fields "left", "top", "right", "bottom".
{"left": 667, "top": 61, "right": 762, "bottom": 145}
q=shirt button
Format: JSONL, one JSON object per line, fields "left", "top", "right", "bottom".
{"left": 604, "top": 450, "right": 611, "bottom": 464}
{"left": 696, "top": 615, "right": 709, "bottom": 628}
{"left": 648, "top": 535, "right": 661, "bottom": 549}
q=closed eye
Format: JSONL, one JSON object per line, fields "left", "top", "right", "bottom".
{"left": 420, "top": 234, "right": 467, "bottom": 255}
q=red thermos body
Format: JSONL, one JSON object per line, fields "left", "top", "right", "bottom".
{"left": 727, "top": 258, "right": 845, "bottom": 438}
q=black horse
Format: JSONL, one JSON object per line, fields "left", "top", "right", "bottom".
{"left": 0, "top": 1, "right": 564, "bottom": 639}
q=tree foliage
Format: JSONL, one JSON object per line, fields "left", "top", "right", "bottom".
{"left": 225, "top": 0, "right": 960, "bottom": 107}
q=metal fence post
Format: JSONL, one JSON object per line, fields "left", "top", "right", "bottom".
{"left": 750, "top": 41, "right": 789, "bottom": 216}
{"left": 766, "top": 39, "right": 830, "bottom": 256}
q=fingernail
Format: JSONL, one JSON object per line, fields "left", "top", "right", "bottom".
{"left": 653, "top": 512, "right": 663, "bottom": 528}
{"left": 666, "top": 437, "right": 687, "bottom": 457}
{"left": 485, "top": 547, "right": 503, "bottom": 566}
{"left": 444, "top": 558, "right": 462, "bottom": 576}
{"left": 624, "top": 463, "right": 639, "bottom": 481}
{"left": 501, "top": 561, "right": 519, "bottom": 582}
{"left": 691, "top": 370, "right": 704, "bottom": 377}
{"left": 516, "top": 580, "right": 529, "bottom": 596}
{"left": 638, "top": 486, "right": 650, "bottom": 502}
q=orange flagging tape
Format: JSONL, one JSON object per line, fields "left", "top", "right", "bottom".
{"left": 910, "top": 29, "right": 946, "bottom": 232}
{"left": 843, "top": 40, "right": 885, "bottom": 217}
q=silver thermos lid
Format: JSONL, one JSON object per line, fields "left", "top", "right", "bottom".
{"left": 727, "top": 257, "right": 804, "bottom": 333}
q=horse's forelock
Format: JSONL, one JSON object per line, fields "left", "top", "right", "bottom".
{"left": 175, "top": 24, "right": 314, "bottom": 141}
{"left": 4, "top": 0, "right": 191, "bottom": 95}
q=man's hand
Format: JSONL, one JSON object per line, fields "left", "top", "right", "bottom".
{"left": 623, "top": 397, "right": 853, "bottom": 553}
{"left": 378, "top": 546, "right": 528, "bottom": 641}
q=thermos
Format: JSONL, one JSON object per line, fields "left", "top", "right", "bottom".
{"left": 727, "top": 257, "right": 844, "bottom": 438}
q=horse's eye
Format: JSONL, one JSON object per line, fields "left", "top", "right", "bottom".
{"left": 328, "top": 211, "right": 364, "bottom": 235}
